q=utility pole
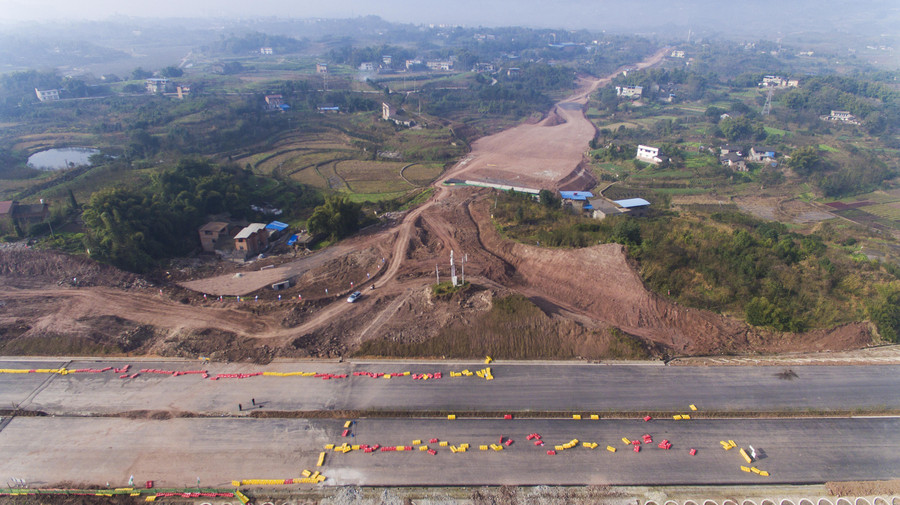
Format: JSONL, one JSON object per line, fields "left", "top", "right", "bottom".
{"left": 435, "top": 265, "right": 439, "bottom": 284}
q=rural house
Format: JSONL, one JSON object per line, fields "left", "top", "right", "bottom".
{"left": 234, "top": 223, "right": 269, "bottom": 256}
{"left": 749, "top": 146, "right": 776, "bottom": 163}
{"left": 198, "top": 222, "right": 231, "bottom": 253}
{"left": 636, "top": 145, "right": 664, "bottom": 164}
{"left": 34, "top": 88, "right": 60, "bottom": 102}
{"left": 616, "top": 85, "right": 643, "bottom": 98}
{"left": 613, "top": 198, "right": 651, "bottom": 217}
{"left": 1, "top": 200, "right": 49, "bottom": 229}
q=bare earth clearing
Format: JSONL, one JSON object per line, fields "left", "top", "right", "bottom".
{"left": 0, "top": 48, "right": 884, "bottom": 362}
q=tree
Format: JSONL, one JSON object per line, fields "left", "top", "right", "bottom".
{"left": 787, "top": 146, "right": 824, "bottom": 176}
{"left": 160, "top": 66, "right": 184, "bottom": 78}
{"left": 868, "top": 285, "right": 900, "bottom": 343}
{"left": 307, "top": 195, "right": 362, "bottom": 239}
{"left": 538, "top": 189, "right": 559, "bottom": 208}
{"left": 131, "top": 67, "right": 153, "bottom": 80}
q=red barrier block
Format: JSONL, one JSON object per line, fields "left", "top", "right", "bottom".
{"left": 634, "top": 445, "right": 640, "bottom": 453}
{"left": 504, "top": 414, "right": 513, "bottom": 420}
{"left": 643, "top": 415, "right": 652, "bottom": 422}
{"left": 427, "top": 449, "right": 437, "bottom": 455}
{"left": 547, "top": 450, "right": 556, "bottom": 455}
{"left": 429, "top": 438, "right": 438, "bottom": 443}
{"left": 505, "top": 439, "right": 514, "bottom": 446}
{"left": 689, "top": 448, "right": 697, "bottom": 456}
{"left": 341, "top": 429, "right": 349, "bottom": 437}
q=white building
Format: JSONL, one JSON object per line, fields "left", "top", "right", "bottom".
{"left": 616, "top": 85, "right": 643, "bottom": 98}
{"left": 34, "top": 88, "right": 60, "bottom": 102}
{"left": 359, "top": 62, "right": 375, "bottom": 71}
{"left": 636, "top": 145, "right": 663, "bottom": 164}
{"left": 260, "top": 47, "right": 273, "bottom": 55}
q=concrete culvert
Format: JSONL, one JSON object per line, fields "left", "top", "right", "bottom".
{"left": 838, "top": 498, "right": 853, "bottom": 505}
{"left": 782, "top": 499, "right": 797, "bottom": 505}
{"left": 685, "top": 500, "right": 699, "bottom": 505}
{"left": 762, "top": 499, "right": 776, "bottom": 505}
{"left": 891, "top": 497, "right": 900, "bottom": 505}
{"left": 723, "top": 500, "right": 738, "bottom": 505}
{"left": 645, "top": 501, "right": 659, "bottom": 505}
{"left": 705, "top": 500, "right": 719, "bottom": 505}
{"left": 743, "top": 500, "right": 759, "bottom": 505}
{"left": 665, "top": 500, "right": 679, "bottom": 505}
{"left": 818, "top": 498, "right": 835, "bottom": 505}
{"left": 873, "top": 498, "right": 887, "bottom": 505}
{"left": 856, "top": 498, "right": 871, "bottom": 505}
{"left": 800, "top": 499, "right": 814, "bottom": 505}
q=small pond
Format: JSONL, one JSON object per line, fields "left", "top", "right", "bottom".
{"left": 27, "top": 147, "right": 99, "bottom": 171}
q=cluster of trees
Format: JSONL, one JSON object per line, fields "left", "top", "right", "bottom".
{"left": 82, "top": 159, "right": 319, "bottom": 272}
{"left": 306, "top": 195, "right": 363, "bottom": 240}
{"left": 780, "top": 75, "right": 900, "bottom": 137}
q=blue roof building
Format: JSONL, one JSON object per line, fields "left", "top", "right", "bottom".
{"left": 559, "top": 191, "right": 594, "bottom": 201}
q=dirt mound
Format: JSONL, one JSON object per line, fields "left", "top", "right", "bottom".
{"left": 0, "top": 249, "right": 145, "bottom": 289}
{"left": 540, "top": 107, "right": 568, "bottom": 126}
{"left": 152, "top": 328, "right": 276, "bottom": 364}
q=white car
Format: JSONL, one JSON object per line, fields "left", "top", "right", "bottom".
{"left": 347, "top": 291, "right": 362, "bottom": 303}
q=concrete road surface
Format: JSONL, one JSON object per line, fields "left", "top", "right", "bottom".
{"left": 1, "top": 359, "right": 898, "bottom": 415}
{"left": 0, "top": 417, "right": 897, "bottom": 487}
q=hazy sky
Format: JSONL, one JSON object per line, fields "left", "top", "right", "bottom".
{"left": 1, "top": 0, "right": 898, "bottom": 33}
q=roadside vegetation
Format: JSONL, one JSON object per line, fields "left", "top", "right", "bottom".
{"left": 493, "top": 191, "right": 900, "bottom": 340}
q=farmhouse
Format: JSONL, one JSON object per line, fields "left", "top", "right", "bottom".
{"left": 145, "top": 78, "right": 169, "bottom": 94}
{"left": 0, "top": 200, "right": 49, "bottom": 228}
{"left": 316, "top": 63, "right": 328, "bottom": 74}
{"left": 198, "top": 222, "right": 231, "bottom": 253}
{"left": 34, "top": 88, "right": 60, "bottom": 102}
{"left": 234, "top": 223, "right": 269, "bottom": 257}
{"left": 613, "top": 198, "right": 651, "bottom": 217}
{"left": 636, "top": 145, "right": 664, "bottom": 165}
{"left": 720, "top": 153, "right": 748, "bottom": 172}
{"left": 824, "top": 110, "right": 859, "bottom": 125}
{"left": 749, "top": 146, "right": 776, "bottom": 163}
{"left": 588, "top": 198, "right": 622, "bottom": 220}
{"left": 616, "top": 85, "right": 643, "bottom": 98}
{"left": 260, "top": 47, "right": 273, "bottom": 55}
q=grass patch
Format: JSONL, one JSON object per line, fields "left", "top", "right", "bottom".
{"left": 818, "top": 143, "right": 839, "bottom": 152}
{"left": 764, "top": 126, "right": 790, "bottom": 136}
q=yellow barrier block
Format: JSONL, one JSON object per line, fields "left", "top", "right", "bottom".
{"left": 450, "top": 372, "right": 460, "bottom": 377}
{"left": 396, "top": 445, "right": 405, "bottom": 451}
{"left": 317, "top": 452, "right": 326, "bottom": 467}
{"left": 232, "top": 481, "right": 241, "bottom": 487}
{"left": 325, "top": 444, "right": 334, "bottom": 450}
{"left": 682, "top": 414, "right": 691, "bottom": 420}
{"left": 728, "top": 440, "right": 736, "bottom": 447}
{"left": 450, "top": 446, "right": 458, "bottom": 453}
{"left": 263, "top": 372, "right": 279, "bottom": 376}
{"left": 344, "top": 421, "right": 352, "bottom": 428}
{"left": 572, "top": 414, "right": 582, "bottom": 420}
{"left": 383, "top": 375, "right": 391, "bottom": 379}
{"left": 492, "top": 445, "right": 503, "bottom": 451}
{"left": 316, "top": 475, "right": 326, "bottom": 483}
{"left": 486, "top": 374, "right": 494, "bottom": 380}
{"left": 673, "top": 415, "right": 683, "bottom": 420}
{"left": 447, "top": 414, "right": 456, "bottom": 420}
{"left": 413, "top": 439, "right": 422, "bottom": 445}
{"left": 114, "top": 488, "right": 133, "bottom": 492}
{"left": 459, "top": 447, "right": 467, "bottom": 452}
{"left": 751, "top": 467, "right": 761, "bottom": 474}
{"left": 690, "top": 404, "right": 697, "bottom": 411}
{"left": 740, "top": 466, "right": 751, "bottom": 473}
{"left": 420, "top": 445, "right": 428, "bottom": 451}
{"left": 235, "top": 490, "right": 250, "bottom": 505}
{"left": 582, "top": 442, "right": 592, "bottom": 448}
{"left": 145, "top": 497, "right": 156, "bottom": 502}
{"left": 131, "top": 493, "right": 140, "bottom": 497}
{"left": 607, "top": 445, "right": 617, "bottom": 452}
{"left": 439, "top": 441, "right": 449, "bottom": 447}
{"left": 302, "top": 469, "right": 311, "bottom": 477}
{"left": 462, "top": 369, "right": 470, "bottom": 375}
{"left": 590, "top": 414, "right": 600, "bottom": 420}
{"left": 342, "top": 446, "right": 352, "bottom": 453}
{"left": 739, "top": 448, "right": 752, "bottom": 464}
{"left": 460, "top": 443, "right": 469, "bottom": 449}
{"left": 621, "top": 437, "right": 631, "bottom": 445}
{"left": 352, "top": 445, "right": 360, "bottom": 450}
{"left": 485, "top": 356, "right": 492, "bottom": 364}
{"left": 311, "top": 471, "right": 320, "bottom": 479}
{"left": 480, "top": 445, "right": 488, "bottom": 451}
{"left": 555, "top": 445, "right": 565, "bottom": 451}
{"left": 759, "top": 471, "right": 770, "bottom": 477}
{"left": 403, "top": 371, "right": 410, "bottom": 376}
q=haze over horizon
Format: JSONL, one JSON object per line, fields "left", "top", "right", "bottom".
{"left": 2, "top": 0, "right": 899, "bottom": 35}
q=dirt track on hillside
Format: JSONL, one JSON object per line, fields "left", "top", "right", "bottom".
{"left": 0, "top": 47, "right": 876, "bottom": 359}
